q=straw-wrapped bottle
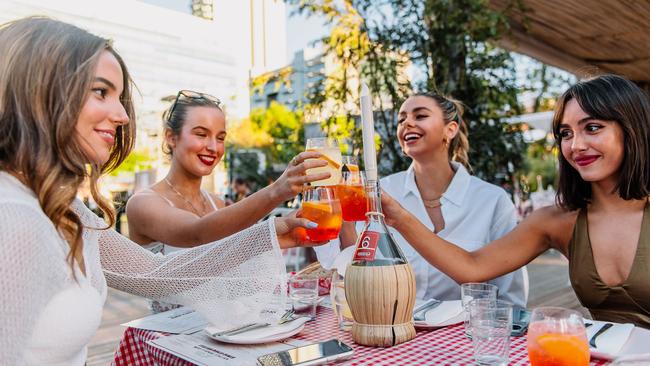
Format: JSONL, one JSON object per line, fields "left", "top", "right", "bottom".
{"left": 344, "top": 181, "right": 416, "bottom": 347}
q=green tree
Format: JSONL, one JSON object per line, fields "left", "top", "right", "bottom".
{"left": 250, "top": 102, "right": 306, "bottom": 165}
{"left": 289, "top": 0, "right": 528, "bottom": 184}
{"left": 227, "top": 102, "right": 307, "bottom": 187}
{"left": 109, "top": 149, "right": 155, "bottom": 177}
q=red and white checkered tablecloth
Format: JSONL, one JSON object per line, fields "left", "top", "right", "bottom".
{"left": 113, "top": 307, "right": 610, "bottom": 366}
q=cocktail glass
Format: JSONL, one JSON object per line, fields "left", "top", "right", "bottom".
{"left": 298, "top": 186, "right": 342, "bottom": 242}
{"left": 527, "top": 307, "right": 589, "bottom": 366}
{"left": 336, "top": 157, "right": 368, "bottom": 221}
{"left": 305, "top": 137, "right": 342, "bottom": 187}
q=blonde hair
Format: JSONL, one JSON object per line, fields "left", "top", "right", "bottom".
{"left": 0, "top": 17, "right": 136, "bottom": 270}
{"left": 414, "top": 92, "right": 471, "bottom": 171}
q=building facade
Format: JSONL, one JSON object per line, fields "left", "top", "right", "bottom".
{"left": 0, "top": 0, "right": 288, "bottom": 196}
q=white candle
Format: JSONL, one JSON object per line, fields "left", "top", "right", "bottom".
{"left": 360, "top": 83, "right": 378, "bottom": 182}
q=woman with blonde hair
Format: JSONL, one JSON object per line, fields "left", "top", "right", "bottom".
{"left": 381, "top": 74, "right": 650, "bottom": 327}
{"left": 317, "top": 92, "right": 527, "bottom": 306}
{"left": 0, "top": 17, "right": 325, "bottom": 364}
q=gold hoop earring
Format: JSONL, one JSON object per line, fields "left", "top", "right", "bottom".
{"left": 443, "top": 137, "right": 450, "bottom": 148}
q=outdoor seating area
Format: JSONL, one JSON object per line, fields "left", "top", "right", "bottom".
{"left": 1, "top": 1, "right": 649, "bottom": 366}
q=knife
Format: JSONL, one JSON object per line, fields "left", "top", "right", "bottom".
{"left": 589, "top": 322, "right": 613, "bottom": 348}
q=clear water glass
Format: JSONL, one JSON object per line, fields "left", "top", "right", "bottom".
{"left": 461, "top": 282, "right": 498, "bottom": 337}
{"left": 330, "top": 271, "right": 353, "bottom": 330}
{"left": 289, "top": 275, "right": 318, "bottom": 320}
{"left": 469, "top": 299, "right": 513, "bottom": 366}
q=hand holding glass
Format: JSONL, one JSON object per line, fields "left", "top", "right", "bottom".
{"left": 297, "top": 187, "right": 342, "bottom": 242}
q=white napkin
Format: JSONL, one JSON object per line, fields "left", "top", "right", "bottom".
{"left": 205, "top": 317, "right": 310, "bottom": 343}
{"left": 332, "top": 246, "right": 356, "bottom": 277}
{"left": 586, "top": 319, "right": 635, "bottom": 360}
{"left": 414, "top": 300, "right": 464, "bottom": 328}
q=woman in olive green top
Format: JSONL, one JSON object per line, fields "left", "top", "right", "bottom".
{"left": 380, "top": 74, "right": 650, "bottom": 328}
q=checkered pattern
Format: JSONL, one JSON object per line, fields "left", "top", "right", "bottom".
{"left": 113, "top": 307, "right": 610, "bottom": 365}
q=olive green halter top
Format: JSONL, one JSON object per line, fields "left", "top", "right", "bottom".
{"left": 568, "top": 200, "right": 650, "bottom": 328}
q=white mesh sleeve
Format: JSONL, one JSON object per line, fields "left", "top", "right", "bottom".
{"left": 0, "top": 202, "right": 69, "bottom": 365}
{"left": 73, "top": 200, "right": 288, "bottom": 328}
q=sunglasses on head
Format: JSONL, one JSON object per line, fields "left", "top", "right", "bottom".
{"left": 168, "top": 90, "right": 222, "bottom": 119}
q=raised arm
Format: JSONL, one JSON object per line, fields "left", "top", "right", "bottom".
{"left": 74, "top": 200, "right": 310, "bottom": 328}
{"left": 381, "top": 191, "right": 568, "bottom": 284}
{"left": 127, "top": 151, "right": 329, "bottom": 246}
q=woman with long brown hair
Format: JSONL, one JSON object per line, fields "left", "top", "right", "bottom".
{"left": 381, "top": 74, "right": 650, "bottom": 328}
{"left": 0, "top": 17, "right": 325, "bottom": 364}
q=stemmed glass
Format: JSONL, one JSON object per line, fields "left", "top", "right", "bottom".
{"left": 298, "top": 186, "right": 342, "bottom": 242}
{"left": 305, "top": 137, "right": 342, "bottom": 187}
{"left": 527, "top": 307, "right": 589, "bottom": 366}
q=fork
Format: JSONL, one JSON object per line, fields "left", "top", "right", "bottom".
{"left": 589, "top": 322, "right": 614, "bottom": 348}
{"left": 212, "top": 310, "right": 296, "bottom": 337}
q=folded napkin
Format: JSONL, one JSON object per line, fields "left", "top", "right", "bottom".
{"left": 586, "top": 319, "right": 635, "bottom": 360}
{"left": 205, "top": 317, "right": 310, "bottom": 344}
{"left": 414, "top": 300, "right": 464, "bottom": 328}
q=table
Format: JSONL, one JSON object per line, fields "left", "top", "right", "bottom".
{"left": 113, "top": 307, "right": 609, "bottom": 365}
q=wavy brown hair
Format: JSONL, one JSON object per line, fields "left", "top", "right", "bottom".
{"left": 414, "top": 92, "right": 472, "bottom": 171}
{"left": 0, "top": 17, "right": 136, "bottom": 271}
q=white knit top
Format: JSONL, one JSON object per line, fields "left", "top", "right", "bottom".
{"left": 0, "top": 172, "right": 287, "bottom": 365}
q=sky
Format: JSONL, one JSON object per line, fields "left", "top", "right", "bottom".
{"left": 284, "top": 6, "right": 330, "bottom": 61}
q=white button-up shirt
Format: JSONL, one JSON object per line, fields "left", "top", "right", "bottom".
{"left": 315, "top": 162, "right": 527, "bottom": 307}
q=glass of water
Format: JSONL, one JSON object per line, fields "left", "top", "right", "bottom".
{"left": 469, "top": 299, "right": 513, "bottom": 366}
{"left": 289, "top": 275, "right": 318, "bottom": 320}
{"left": 461, "top": 282, "right": 498, "bottom": 337}
{"left": 330, "top": 271, "right": 353, "bottom": 330}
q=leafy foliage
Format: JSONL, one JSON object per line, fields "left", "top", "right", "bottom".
{"left": 109, "top": 149, "right": 155, "bottom": 177}
{"left": 227, "top": 102, "right": 306, "bottom": 187}
{"left": 289, "top": 0, "right": 529, "bottom": 184}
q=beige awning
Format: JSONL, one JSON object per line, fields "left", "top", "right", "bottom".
{"left": 490, "top": 0, "right": 650, "bottom": 87}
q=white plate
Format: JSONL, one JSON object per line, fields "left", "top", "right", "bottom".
{"left": 414, "top": 300, "right": 465, "bottom": 329}
{"left": 205, "top": 317, "right": 309, "bottom": 345}
{"left": 586, "top": 320, "right": 647, "bottom": 361}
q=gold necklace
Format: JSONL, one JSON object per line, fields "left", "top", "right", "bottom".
{"left": 422, "top": 196, "right": 442, "bottom": 209}
{"left": 164, "top": 178, "right": 208, "bottom": 216}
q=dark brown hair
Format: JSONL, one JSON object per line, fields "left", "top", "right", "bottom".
{"left": 413, "top": 92, "right": 471, "bottom": 171}
{"left": 0, "top": 17, "right": 136, "bottom": 270}
{"left": 552, "top": 74, "right": 650, "bottom": 210}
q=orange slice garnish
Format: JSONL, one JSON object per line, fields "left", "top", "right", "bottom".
{"left": 301, "top": 201, "right": 334, "bottom": 214}
{"left": 305, "top": 149, "right": 341, "bottom": 169}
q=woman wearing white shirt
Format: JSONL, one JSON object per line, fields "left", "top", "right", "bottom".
{"left": 317, "top": 92, "right": 526, "bottom": 306}
{"left": 0, "top": 17, "right": 324, "bottom": 365}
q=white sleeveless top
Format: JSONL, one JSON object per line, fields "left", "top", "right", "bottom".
{"left": 142, "top": 188, "right": 219, "bottom": 255}
{"left": 139, "top": 188, "right": 220, "bottom": 313}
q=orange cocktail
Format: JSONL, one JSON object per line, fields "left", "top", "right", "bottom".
{"left": 336, "top": 164, "right": 368, "bottom": 221}
{"left": 527, "top": 308, "right": 589, "bottom": 366}
{"left": 336, "top": 184, "right": 367, "bottom": 221}
{"left": 299, "top": 201, "right": 342, "bottom": 241}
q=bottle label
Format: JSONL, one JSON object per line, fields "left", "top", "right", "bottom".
{"left": 353, "top": 231, "right": 380, "bottom": 261}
